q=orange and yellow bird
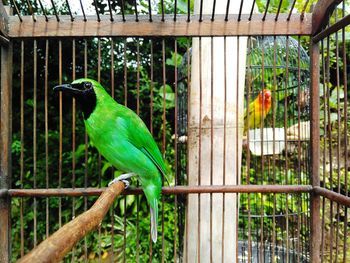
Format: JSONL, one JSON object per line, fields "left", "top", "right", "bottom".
{"left": 244, "top": 89, "right": 272, "bottom": 133}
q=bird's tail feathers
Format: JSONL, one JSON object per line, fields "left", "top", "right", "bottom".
{"left": 150, "top": 198, "right": 158, "bottom": 243}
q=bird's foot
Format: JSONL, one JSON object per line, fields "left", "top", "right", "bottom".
{"left": 108, "top": 173, "right": 135, "bottom": 189}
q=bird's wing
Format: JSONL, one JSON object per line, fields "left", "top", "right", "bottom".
{"left": 116, "top": 106, "right": 167, "bottom": 178}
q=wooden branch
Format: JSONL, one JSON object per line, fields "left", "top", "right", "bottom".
{"left": 7, "top": 14, "right": 312, "bottom": 38}
{"left": 312, "top": 0, "right": 342, "bottom": 35}
{"left": 17, "top": 181, "right": 125, "bottom": 263}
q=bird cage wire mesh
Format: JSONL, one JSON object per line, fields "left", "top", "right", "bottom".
{"left": 0, "top": 0, "right": 350, "bottom": 263}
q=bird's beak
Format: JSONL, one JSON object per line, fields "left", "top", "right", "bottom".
{"left": 53, "top": 84, "right": 82, "bottom": 95}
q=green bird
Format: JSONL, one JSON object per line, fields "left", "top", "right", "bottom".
{"left": 54, "top": 78, "right": 165, "bottom": 242}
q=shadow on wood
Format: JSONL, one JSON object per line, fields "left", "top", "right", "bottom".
{"left": 17, "top": 181, "right": 125, "bottom": 263}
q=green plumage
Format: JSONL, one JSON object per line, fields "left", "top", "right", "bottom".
{"left": 73, "top": 78, "right": 164, "bottom": 242}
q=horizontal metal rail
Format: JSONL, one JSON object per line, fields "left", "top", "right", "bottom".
{"left": 5, "top": 185, "right": 313, "bottom": 197}
{"left": 7, "top": 14, "right": 312, "bottom": 38}
{"left": 314, "top": 186, "right": 350, "bottom": 207}
{"left": 313, "top": 13, "right": 350, "bottom": 42}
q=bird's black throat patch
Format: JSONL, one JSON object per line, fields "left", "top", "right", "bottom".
{"left": 76, "top": 89, "right": 97, "bottom": 120}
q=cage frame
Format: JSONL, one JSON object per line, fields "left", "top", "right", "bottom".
{"left": 0, "top": 0, "right": 350, "bottom": 262}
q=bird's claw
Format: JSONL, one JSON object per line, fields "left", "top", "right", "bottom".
{"left": 108, "top": 173, "right": 135, "bottom": 189}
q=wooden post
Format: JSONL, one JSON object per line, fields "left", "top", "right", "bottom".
{"left": 310, "top": 42, "right": 321, "bottom": 263}
{"left": 0, "top": 16, "right": 13, "bottom": 262}
{"left": 185, "top": 1, "right": 253, "bottom": 262}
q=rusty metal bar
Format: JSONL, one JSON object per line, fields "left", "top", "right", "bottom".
{"left": 7, "top": 14, "right": 313, "bottom": 38}
{"left": 44, "top": 39, "right": 49, "bottom": 241}
{"left": 0, "top": 34, "right": 13, "bottom": 263}
{"left": 313, "top": 13, "right": 350, "bottom": 43}
{"left": 161, "top": 38, "right": 166, "bottom": 263}
{"left": 8, "top": 185, "right": 313, "bottom": 197}
{"left": 9, "top": 0, "right": 22, "bottom": 22}
{"left": 79, "top": 0, "right": 87, "bottom": 22}
{"left": 310, "top": 41, "right": 321, "bottom": 263}
{"left": 33, "top": 38, "right": 38, "bottom": 247}
{"left": 287, "top": 0, "right": 297, "bottom": 21}
{"left": 342, "top": 3, "right": 348, "bottom": 261}
{"left": 20, "top": 40, "right": 24, "bottom": 257}
{"left": 314, "top": 187, "right": 350, "bottom": 207}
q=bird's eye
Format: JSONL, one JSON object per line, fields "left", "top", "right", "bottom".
{"left": 84, "top": 82, "right": 92, "bottom": 89}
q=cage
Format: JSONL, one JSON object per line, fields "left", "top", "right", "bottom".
{"left": 0, "top": 0, "right": 349, "bottom": 263}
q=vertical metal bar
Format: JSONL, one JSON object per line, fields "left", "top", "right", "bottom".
{"left": 326, "top": 32, "right": 334, "bottom": 263}
{"left": 134, "top": 0, "right": 139, "bottom": 22}
{"left": 124, "top": 39, "right": 128, "bottom": 107}
{"left": 161, "top": 38, "right": 166, "bottom": 263}
{"left": 210, "top": 37, "right": 214, "bottom": 263}
{"left": 221, "top": 36, "right": 227, "bottom": 263}
{"left": 20, "top": 40, "right": 25, "bottom": 258}
{"left": 199, "top": 0, "right": 203, "bottom": 22}
{"left": 44, "top": 40, "right": 49, "bottom": 239}
{"left": 260, "top": 36, "right": 265, "bottom": 263}
{"left": 235, "top": 36, "right": 240, "bottom": 263}
{"left": 246, "top": 36, "right": 252, "bottom": 263}
{"left": 287, "top": 0, "right": 297, "bottom": 21}
{"left": 58, "top": 40, "right": 63, "bottom": 231}
{"left": 225, "top": 0, "right": 230, "bottom": 21}
{"left": 97, "top": 38, "right": 102, "bottom": 262}
{"left": 150, "top": 40, "right": 154, "bottom": 135}
{"left": 187, "top": 0, "right": 191, "bottom": 22}
{"left": 320, "top": 39, "right": 326, "bottom": 263}
{"left": 149, "top": 39, "right": 154, "bottom": 262}
{"left": 50, "top": 0, "right": 59, "bottom": 21}
{"left": 185, "top": 37, "right": 191, "bottom": 263}
{"left": 0, "top": 37, "right": 13, "bottom": 263}
{"left": 84, "top": 39, "right": 88, "bottom": 262}
{"left": 249, "top": 0, "right": 257, "bottom": 21}
{"left": 65, "top": 0, "right": 74, "bottom": 21}
{"left": 26, "top": 0, "right": 36, "bottom": 21}
{"left": 107, "top": 0, "right": 114, "bottom": 21}
{"left": 148, "top": 0, "right": 152, "bottom": 22}
{"left": 33, "top": 39, "right": 37, "bottom": 247}
{"left": 121, "top": 0, "right": 126, "bottom": 21}
{"left": 198, "top": 36, "right": 202, "bottom": 263}
{"left": 109, "top": 38, "right": 115, "bottom": 262}
{"left": 310, "top": 41, "right": 321, "bottom": 263}
{"left": 93, "top": 0, "right": 101, "bottom": 21}
{"left": 11, "top": 0, "right": 22, "bottom": 22}
{"left": 174, "top": 0, "right": 177, "bottom": 21}
{"left": 285, "top": 36, "right": 290, "bottom": 263}
{"left": 296, "top": 36, "right": 302, "bottom": 263}
{"left": 334, "top": 11, "right": 341, "bottom": 262}
{"left": 262, "top": 0, "right": 270, "bottom": 21}
{"left": 237, "top": 0, "right": 243, "bottom": 21}
{"left": 300, "top": 0, "right": 310, "bottom": 20}
{"left": 211, "top": 0, "right": 216, "bottom": 21}
{"left": 161, "top": 0, "right": 165, "bottom": 21}
{"left": 275, "top": 0, "right": 283, "bottom": 21}
{"left": 71, "top": 39, "right": 76, "bottom": 261}
{"left": 342, "top": 3, "right": 348, "bottom": 262}
{"left": 79, "top": 0, "right": 87, "bottom": 21}
{"left": 123, "top": 38, "right": 128, "bottom": 263}
{"left": 136, "top": 38, "right": 140, "bottom": 263}
{"left": 37, "top": 0, "right": 48, "bottom": 21}
{"left": 136, "top": 39, "right": 140, "bottom": 115}
{"left": 271, "top": 35, "right": 277, "bottom": 263}
{"left": 173, "top": 38, "right": 178, "bottom": 262}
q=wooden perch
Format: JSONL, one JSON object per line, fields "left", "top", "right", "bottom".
{"left": 17, "top": 181, "right": 125, "bottom": 263}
